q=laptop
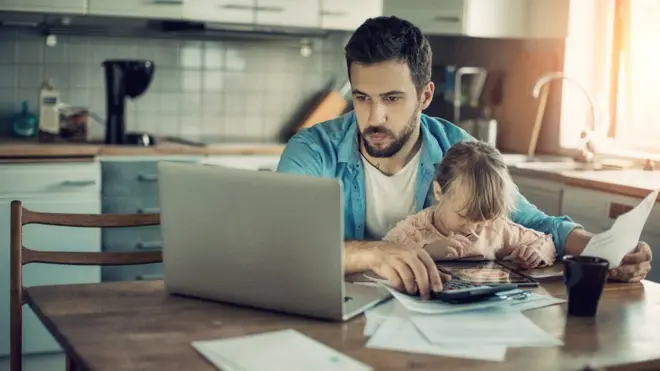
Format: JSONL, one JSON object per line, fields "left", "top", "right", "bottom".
{"left": 157, "top": 161, "right": 390, "bottom": 321}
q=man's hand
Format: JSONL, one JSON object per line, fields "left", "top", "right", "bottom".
{"left": 423, "top": 232, "right": 473, "bottom": 260}
{"left": 608, "top": 241, "right": 653, "bottom": 282}
{"left": 369, "top": 243, "right": 451, "bottom": 300}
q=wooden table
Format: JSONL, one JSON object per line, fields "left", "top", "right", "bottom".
{"left": 25, "top": 279, "right": 660, "bottom": 371}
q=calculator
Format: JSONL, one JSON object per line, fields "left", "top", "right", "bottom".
{"left": 429, "top": 278, "right": 519, "bottom": 304}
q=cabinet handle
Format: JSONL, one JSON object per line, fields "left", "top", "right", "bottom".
{"left": 135, "top": 241, "right": 163, "bottom": 250}
{"left": 256, "top": 6, "right": 284, "bottom": 12}
{"left": 222, "top": 4, "right": 255, "bottom": 10}
{"left": 136, "top": 274, "right": 163, "bottom": 281}
{"left": 434, "top": 15, "right": 461, "bottom": 23}
{"left": 152, "top": 0, "right": 183, "bottom": 4}
{"left": 321, "top": 10, "right": 347, "bottom": 16}
{"left": 136, "top": 173, "right": 158, "bottom": 182}
{"left": 137, "top": 208, "right": 160, "bottom": 214}
{"left": 62, "top": 180, "right": 96, "bottom": 186}
{"left": 257, "top": 167, "right": 272, "bottom": 171}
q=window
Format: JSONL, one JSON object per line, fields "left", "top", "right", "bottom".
{"left": 561, "top": 0, "right": 660, "bottom": 155}
{"left": 608, "top": 0, "right": 660, "bottom": 152}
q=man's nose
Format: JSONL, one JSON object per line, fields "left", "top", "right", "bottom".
{"left": 368, "top": 102, "right": 386, "bottom": 125}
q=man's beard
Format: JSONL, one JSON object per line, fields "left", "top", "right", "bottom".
{"left": 360, "top": 110, "right": 417, "bottom": 158}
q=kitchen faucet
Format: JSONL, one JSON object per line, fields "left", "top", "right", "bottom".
{"left": 532, "top": 72, "right": 599, "bottom": 163}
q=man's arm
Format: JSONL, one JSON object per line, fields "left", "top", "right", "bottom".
{"left": 510, "top": 192, "right": 584, "bottom": 257}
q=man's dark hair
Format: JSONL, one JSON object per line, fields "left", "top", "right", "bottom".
{"left": 344, "top": 16, "right": 432, "bottom": 94}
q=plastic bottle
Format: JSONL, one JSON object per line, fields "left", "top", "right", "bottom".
{"left": 11, "top": 101, "right": 38, "bottom": 137}
{"left": 38, "top": 79, "right": 60, "bottom": 141}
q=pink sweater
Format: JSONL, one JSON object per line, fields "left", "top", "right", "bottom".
{"left": 383, "top": 208, "right": 557, "bottom": 265}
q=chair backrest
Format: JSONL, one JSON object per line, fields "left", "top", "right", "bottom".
{"left": 9, "top": 200, "right": 162, "bottom": 371}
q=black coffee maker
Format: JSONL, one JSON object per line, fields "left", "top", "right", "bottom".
{"left": 103, "top": 59, "right": 155, "bottom": 145}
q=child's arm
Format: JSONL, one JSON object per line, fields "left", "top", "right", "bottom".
{"left": 383, "top": 214, "right": 469, "bottom": 260}
{"left": 382, "top": 215, "right": 427, "bottom": 246}
{"left": 499, "top": 219, "right": 557, "bottom": 268}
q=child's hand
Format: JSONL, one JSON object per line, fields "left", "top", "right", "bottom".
{"left": 424, "top": 232, "right": 474, "bottom": 260}
{"left": 507, "top": 241, "right": 548, "bottom": 269}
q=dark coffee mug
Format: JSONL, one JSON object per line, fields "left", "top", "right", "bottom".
{"left": 563, "top": 255, "right": 610, "bottom": 317}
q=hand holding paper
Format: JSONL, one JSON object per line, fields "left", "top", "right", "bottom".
{"left": 581, "top": 189, "right": 658, "bottom": 268}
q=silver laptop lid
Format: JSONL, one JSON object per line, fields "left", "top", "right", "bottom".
{"left": 157, "top": 161, "right": 345, "bottom": 320}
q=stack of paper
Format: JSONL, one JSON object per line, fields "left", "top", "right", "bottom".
{"left": 193, "top": 329, "right": 373, "bottom": 371}
{"left": 363, "top": 280, "right": 566, "bottom": 362}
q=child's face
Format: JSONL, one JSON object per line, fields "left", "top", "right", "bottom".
{"left": 432, "top": 181, "right": 487, "bottom": 237}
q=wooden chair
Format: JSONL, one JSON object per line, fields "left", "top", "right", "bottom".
{"left": 9, "top": 200, "right": 162, "bottom": 371}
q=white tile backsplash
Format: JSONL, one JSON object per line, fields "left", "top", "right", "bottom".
{"left": 0, "top": 28, "right": 348, "bottom": 139}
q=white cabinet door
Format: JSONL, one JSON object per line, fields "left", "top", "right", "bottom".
{"left": 184, "top": 0, "right": 255, "bottom": 24}
{"left": 0, "top": 0, "right": 87, "bottom": 14}
{"left": 255, "top": 0, "right": 320, "bottom": 28}
{"left": 320, "top": 0, "right": 382, "bottom": 31}
{"left": 511, "top": 175, "right": 563, "bottom": 217}
{"left": 88, "top": 0, "right": 183, "bottom": 19}
{"left": 641, "top": 232, "right": 660, "bottom": 284}
{"left": 463, "top": 0, "right": 527, "bottom": 38}
{"left": 526, "top": 0, "right": 569, "bottom": 38}
{"left": 0, "top": 198, "right": 101, "bottom": 357}
{"left": 383, "top": 0, "right": 465, "bottom": 35}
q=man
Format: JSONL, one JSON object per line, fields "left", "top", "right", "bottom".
{"left": 276, "top": 16, "right": 652, "bottom": 299}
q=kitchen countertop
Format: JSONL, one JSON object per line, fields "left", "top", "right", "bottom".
{"left": 0, "top": 138, "right": 286, "bottom": 158}
{"left": 0, "top": 139, "right": 657, "bottom": 202}
{"left": 508, "top": 164, "right": 660, "bottom": 202}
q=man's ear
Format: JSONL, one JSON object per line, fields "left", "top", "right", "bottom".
{"left": 433, "top": 180, "right": 443, "bottom": 201}
{"left": 420, "top": 81, "right": 435, "bottom": 110}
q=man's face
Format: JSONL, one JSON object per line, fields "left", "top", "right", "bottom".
{"left": 350, "top": 60, "right": 433, "bottom": 158}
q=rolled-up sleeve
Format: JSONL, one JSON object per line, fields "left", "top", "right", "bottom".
{"left": 276, "top": 134, "right": 323, "bottom": 176}
{"left": 510, "top": 192, "right": 582, "bottom": 257}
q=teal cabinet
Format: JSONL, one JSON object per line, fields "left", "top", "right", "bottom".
{"left": 0, "top": 162, "right": 101, "bottom": 357}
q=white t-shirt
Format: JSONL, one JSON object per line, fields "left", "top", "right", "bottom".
{"left": 360, "top": 150, "right": 421, "bottom": 240}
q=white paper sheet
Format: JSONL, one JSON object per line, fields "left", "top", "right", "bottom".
{"left": 363, "top": 299, "right": 396, "bottom": 336}
{"left": 192, "top": 329, "right": 373, "bottom": 371}
{"left": 365, "top": 303, "right": 508, "bottom": 362}
{"left": 410, "top": 306, "right": 563, "bottom": 348}
{"left": 365, "top": 276, "right": 511, "bottom": 314}
{"left": 506, "top": 293, "right": 566, "bottom": 312}
{"left": 581, "top": 188, "right": 659, "bottom": 267}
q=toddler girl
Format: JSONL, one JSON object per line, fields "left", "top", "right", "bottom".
{"left": 383, "top": 141, "right": 556, "bottom": 269}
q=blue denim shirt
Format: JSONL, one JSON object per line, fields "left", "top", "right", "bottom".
{"left": 276, "top": 111, "right": 580, "bottom": 256}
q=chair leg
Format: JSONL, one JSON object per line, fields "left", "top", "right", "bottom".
{"left": 66, "top": 356, "right": 77, "bottom": 371}
{"left": 10, "top": 300, "right": 22, "bottom": 371}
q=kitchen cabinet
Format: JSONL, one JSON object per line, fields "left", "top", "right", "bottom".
{"left": 320, "top": 0, "right": 383, "bottom": 31}
{"left": 561, "top": 185, "right": 660, "bottom": 283}
{"left": 255, "top": 0, "right": 320, "bottom": 28}
{"left": 100, "top": 156, "right": 200, "bottom": 282}
{"left": 88, "top": 0, "right": 183, "bottom": 20}
{"left": 99, "top": 154, "right": 280, "bottom": 282}
{"left": 0, "top": 0, "right": 87, "bottom": 15}
{"left": 184, "top": 0, "right": 255, "bottom": 25}
{"left": 511, "top": 174, "right": 563, "bottom": 217}
{"left": 0, "top": 162, "right": 101, "bottom": 357}
{"left": 383, "top": 0, "right": 569, "bottom": 38}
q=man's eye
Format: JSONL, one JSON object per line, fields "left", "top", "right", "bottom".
{"left": 355, "top": 95, "right": 368, "bottom": 101}
{"left": 386, "top": 96, "right": 400, "bottom": 102}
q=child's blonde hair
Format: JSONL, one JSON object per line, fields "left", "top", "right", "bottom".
{"left": 435, "top": 140, "right": 517, "bottom": 221}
